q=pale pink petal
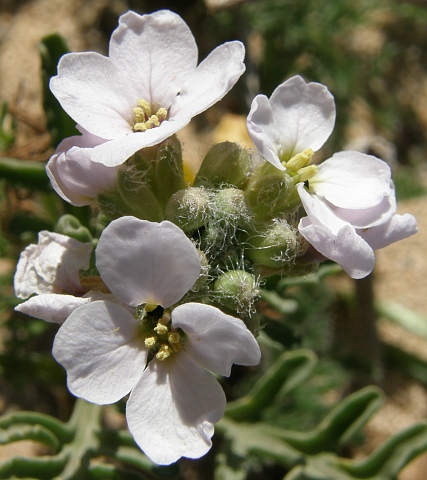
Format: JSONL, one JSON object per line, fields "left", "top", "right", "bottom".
{"left": 312, "top": 152, "right": 392, "bottom": 209}
{"left": 89, "top": 117, "right": 190, "bottom": 166}
{"left": 270, "top": 76, "right": 335, "bottom": 159}
{"left": 247, "top": 94, "right": 284, "bottom": 170}
{"left": 359, "top": 213, "right": 418, "bottom": 250}
{"left": 298, "top": 217, "right": 375, "bottom": 279}
{"left": 127, "top": 352, "right": 226, "bottom": 465}
{"left": 109, "top": 10, "right": 197, "bottom": 108}
{"left": 170, "top": 41, "right": 246, "bottom": 120}
{"left": 50, "top": 52, "right": 134, "bottom": 139}
{"left": 96, "top": 217, "right": 201, "bottom": 308}
{"left": 15, "top": 294, "right": 90, "bottom": 323}
{"left": 46, "top": 133, "right": 118, "bottom": 206}
{"left": 172, "top": 303, "right": 261, "bottom": 376}
{"left": 53, "top": 300, "right": 147, "bottom": 404}
{"left": 14, "top": 231, "right": 92, "bottom": 299}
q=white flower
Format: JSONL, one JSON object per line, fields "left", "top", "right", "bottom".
{"left": 46, "top": 130, "right": 118, "bottom": 206}
{"left": 50, "top": 10, "right": 246, "bottom": 167}
{"left": 247, "top": 75, "right": 335, "bottom": 171}
{"left": 52, "top": 217, "right": 261, "bottom": 465}
{"left": 14, "top": 231, "right": 92, "bottom": 299}
{"left": 247, "top": 76, "right": 418, "bottom": 278}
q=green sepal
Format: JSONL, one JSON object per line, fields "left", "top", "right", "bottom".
{"left": 115, "top": 165, "right": 164, "bottom": 222}
{"left": 151, "top": 135, "right": 186, "bottom": 208}
{"left": 193, "top": 141, "right": 251, "bottom": 189}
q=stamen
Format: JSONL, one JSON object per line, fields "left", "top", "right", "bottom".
{"left": 144, "top": 336, "right": 157, "bottom": 348}
{"left": 156, "top": 344, "right": 173, "bottom": 361}
{"left": 154, "top": 323, "right": 168, "bottom": 336}
{"left": 285, "top": 148, "right": 314, "bottom": 172}
{"left": 132, "top": 99, "right": 168, "bottom": 132}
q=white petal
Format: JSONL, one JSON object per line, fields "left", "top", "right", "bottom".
{"left": 46, "top": 133, "right": 118, "bottom": 206}
{"left": 297, "top": 184, "right": 348, "bottom": 234}
{"left": 170, "top": 41, "right": 246, "bottom": 120}
{"left": 331, "top": 193, "right": 396, "bottom": 229}
{"left": 270, "top": 75, "right": 335, "bottom": 159}
{"left": 247, "top": 94, "right": 284, "bottom": 170}
{"left": 96, "top": 217, "right": 201, "bottom": 308}
{"left": 359, "top": 213, "right": 418, "bottom": 250}
{"left": 50, "top": 52, "right": 134, "bottom": 139}
{"left": 172, "top": 303, "right": 261, "bottom": 376}
{"left": 53, "top": 300, "right": 147, "bottom": 404}
{"left": 127, "top": 352, "right": 226, "bottom": 465}
{"left": 298, "top": 217, "right": 375, "bottom": 279}
{"left": 88, "top": 117, "right": 190, "bottom": 167}
{"left": 15, "top": 294, "right": 90, "bottom": 323}
{"left": 312, "top": 151, "right": 392, "bottom": 209}
{"left": 14, "top": 231, "right": 92, "bottom": 299}
{"left": 110, "top": 10, "right": 197, "bottom": 108}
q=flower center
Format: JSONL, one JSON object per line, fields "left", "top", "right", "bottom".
{"left": 137, "top": 304, "right": 184, "bottom": 362}
{"left": 283, "top": 148, "right": 318, "bottom": 185}
{"left": 132, "top": 99, "right": 168, "bottom": 133}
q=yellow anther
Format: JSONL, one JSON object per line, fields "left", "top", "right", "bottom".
{"left": 286, "top": 148, "right": 314, "bottom": 172}
{"left": 154, "top": 323, "right": 168, "bottom": 336}
{"left": 144, "top": 336, "right": 157, "bottom": 348}
{"left": 137, "top": 99, "right": 151, "bottom": 117}
{"left": 156, "top": 107, "right": 168, "bottom": 122}
{"left": 168, "top": 332, "right": 181, "bottom": 344}
{"left": 297, "top": 165, "right": 318, "bottom": 183}
{"left": 156, "top": 344, "right": 173, "bottom": 361}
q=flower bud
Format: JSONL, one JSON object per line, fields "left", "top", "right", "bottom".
{"left": 245, "top": 171, "right": 297, "bottom": 221}
{"left": 55, "top": 214, "right": 92, "bottom": 243}
{"left": 246, "top": 220, "right": 300, "bottom": 268}
{"left": 193, "top": 141, "right": 251, "bottom": 189}
{"left": 214, "top": 270, "right": 259, "bottom": 314}
{"left": 213, "top": 188, "right": 251, "bottom": 227}
{"left": 165, "top": 187, "right": 211, "bottom": 233}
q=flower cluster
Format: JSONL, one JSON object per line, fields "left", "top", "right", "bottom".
{"left": 14, "top": 7, "right": 417, "bottom": 467}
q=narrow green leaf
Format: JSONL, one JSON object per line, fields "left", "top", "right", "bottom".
{"left": 0, "top": 157, "right": 50, "bottom": 191}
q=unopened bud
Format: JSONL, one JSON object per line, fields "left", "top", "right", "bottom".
{"left": 193, "top": 141, "right": 251, "bottom": 189}
{"left": 246, "top": 220, "right": 300, "bottom": 268}
{"left": 213, "top": 188, "right": 251, "bottom": 227}
{"left": 214, "top": 270, "right": 259, "bottom": 314}
{"left": 165, "top": 187, "right": 211, "bottom": 233}
{"left": 245, "top": 172, "right": 296, "bottom": 220}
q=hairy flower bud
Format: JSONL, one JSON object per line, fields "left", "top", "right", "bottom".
{"left": 245, "top": 170, "right": 297, "bottom": 221}
{"left": 214, "top": 270, "right": 259, "bottom": 314}
{"left": 165, "top": 187, "right": 211, "bottom": 233}
{"left": 213, "top": 188, "right": 251, "bottom": 227}
{"left": 246, "top": 220, "right": 300, "bottom": 268}
{"left": 193, "top": 141, "right": 251, "bottom": 189}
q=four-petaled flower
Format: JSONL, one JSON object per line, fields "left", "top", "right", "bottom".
{"left": 52, "top": 217, "right": 261, "bottom": 465}
{"left": 247, "top": 75, "right": 418, "bottom": 278}
{"left": 50, "top": 9, "right": 246, "bottom": 167}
